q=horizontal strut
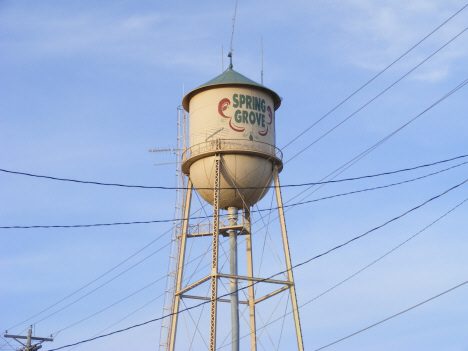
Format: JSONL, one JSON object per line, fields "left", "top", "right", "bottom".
{"left": 217, "top": 273, "right": 293, "bottom": 285}
{"left": 175, "top": 273, "right": 292, "bottom": 297}
{"left": 187, "top": 225, "right": 250, "bottom": 238}
{"left": 181, "top": 294, "right": 248, "bottom": 305}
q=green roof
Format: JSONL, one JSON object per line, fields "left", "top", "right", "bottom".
{"left": 198, "top": 68, "right": 264, "bottom": 89}
{"left": 182, "top": 67, "right": 281, "bottom": 111}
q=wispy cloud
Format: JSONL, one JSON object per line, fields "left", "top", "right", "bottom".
{"left": 327, "top": 0, "right": 468, "bottom": 82}
{"left": 0, "top": 6, "right": 225, "bottom": 73}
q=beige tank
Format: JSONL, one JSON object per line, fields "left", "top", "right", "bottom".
{"left": 181, "top": 67, "right": 283, "bottom": 209}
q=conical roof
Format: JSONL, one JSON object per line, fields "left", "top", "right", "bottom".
{"left": 182, "top": 67, "right": 281, "bottom": 111}
{"left": 199, "top": 68, "right": 263, "bottom": 88}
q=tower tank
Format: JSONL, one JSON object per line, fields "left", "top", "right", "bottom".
{"left": 181, "top": 66, "right": 283, "bottom": 209}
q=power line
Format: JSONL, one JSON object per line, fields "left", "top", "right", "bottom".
{"left": 51, "top": 243, "right": 218, "bottom": 337}
{"left": 6, "top": 200, "right": 221, "bottom": 332}
{"left": 11, "top": 228, "right": 217, "bottom": 333}
{"left": 8, "top": 75, "right": 468, "bottom": 331}
{"left": 46, "top": 177, "right": 467, "bottom": 350}
{"left": 72, "top": 291, "right": 165, "bottom": 349}
{"left": 29, "top": 242, "right": 171, "bottom": 327}
{"left": 160, "top": 4, "right": 468, "bottom": 222}
{"left": 7, "top": 183, "right": 224, "bottom": 333}
{"left": 137, "top": 22, "right": 468, "bottom": 238}
{"left": 195, "top": 8, "right": 468, "bottom": 244}
{"left": 0, "top": 338, "right": 15, "bottom": 351}
{"left": 7, "top": 146, "right": 464, "bottom": 338}
{"left": 0, "top": 168, "right": 177, "bottom": 189}
{"left": 7, "top": 160, "right": 468, "bottom": 231}
{"left": 290, "top": 177, "right": 468, "bottom": 270}
{"left": 12, "top": 6, "right": 461, "bottom": 344}
{"left": 220, "top": 195, "right": 468, "bottom": 349}
{"left": 3, "top": 1, "right": 463, "bottom": 202}
{"left": 53, "top": 276, "right": 167, "bottom": 335}
{"left": 0, "top": 219, "right": 176, "bottom": 229}
{"left": 6, "top": 227, "right": 173, "bottom": 331}
{"left": 23, "top": 159, "right": 466, "bottom": 341}
{"left": 0, "top": 57, "right": 468, "bottom": 256}
{"left": 281, "top": 2, "right": 468, "bottom": 150}
{"left": 285, "top": 24, "right": 468, "bottom": 165}
{"left": 2, "top": 156, "right": 467, "bottom": 230}
{"left": 58, "top": 238, "right": 236, "bottom": 348}
{"left": 44, "top": 10, "right": 468, "bottom": 350}
{"left": 280, "top": 76, "right": 468, "bottom": 213}
{"left": 276, "top": 161, "right": 468, "bottom": 211}
{"left": 1, "top": 153, "right": 467, "bottom": 192}
{"left": 4, "top": 5, "right": 464, "bottom": 347}
{"left": 282, "top": 154, "right": 468, "bottom": 187}
{"left": 314, "top": 279, "right": 468, "bottom": 350}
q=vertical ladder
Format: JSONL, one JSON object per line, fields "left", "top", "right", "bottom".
{"left": 159, "top": 106, "right": 187, "bottom": 350}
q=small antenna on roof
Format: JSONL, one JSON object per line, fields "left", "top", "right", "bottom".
{"left": 228, "top": 0, "right": 238, "bottom": 69}
{"left": 261, "top": 37, "right": 264, "bottom": 84}
{"left": 222, "top": 45, "right": 224, "bottom": 72}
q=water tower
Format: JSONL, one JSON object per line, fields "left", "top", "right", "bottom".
{"left": 165, "top": 61, "right": 304, "bottom": 351}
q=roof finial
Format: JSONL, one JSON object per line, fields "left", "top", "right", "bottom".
{"left": 228, "top": 51, "right": 233, "bottom": 69}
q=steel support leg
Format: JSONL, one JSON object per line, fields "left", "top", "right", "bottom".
{"left": 168, "top": 180, "right": 193, "bottom": 351}
{"left": 244, "top": 207, "right": 257, "bottom": 351}
{"left": 228, "top": 206, "right": 239, "bottom": 351}
{"left": 273, "top": 165, "right": 304, "bottom": 351}
{"left": 209, "top": 155, "right": 221, "bottom": 351}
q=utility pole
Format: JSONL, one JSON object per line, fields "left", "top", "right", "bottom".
{"left": 4, "top": 326, "right": 53, "bottom": 351}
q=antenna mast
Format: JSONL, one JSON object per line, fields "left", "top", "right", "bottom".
{"left": 261, "top": 37, "right": 264, "bottom": 84}
{"left": 228, "top": 0, "right": 238, "bottom": 68}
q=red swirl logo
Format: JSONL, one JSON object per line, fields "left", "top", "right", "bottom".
{"left": 258, "top": 106, "right": 273, "bottom": 136}
{"left": 218, "top": 98, "right": 245, "bottom": 132}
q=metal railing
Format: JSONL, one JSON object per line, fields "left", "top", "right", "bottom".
{"left": 187, "top": 214, "right": 245, "bottom": 236}
{"left": 182, "top": 139, "right": 283, "bottom": 162}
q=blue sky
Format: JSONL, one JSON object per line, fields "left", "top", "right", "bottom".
{"left": 1, "top": 1, "right": 468, "bottom": 350}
